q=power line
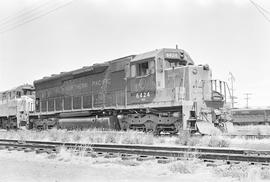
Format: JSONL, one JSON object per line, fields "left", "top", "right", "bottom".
{"left": 0, "top": 1, "right": 60, "bottom": 32}
{"left": 250, "top": 0, "right": 270, "bottom": 15}
{"left": 0, "top": 0, "right": 74, "bottom": 34}
{"left": 249, "top": 0, "right": 270, "bottom": 23}
{"left": 0, "top": 0, "right": 73, "bottom": 33}
{"left": 0, "top": 0, "right": 53, "bottom": 25}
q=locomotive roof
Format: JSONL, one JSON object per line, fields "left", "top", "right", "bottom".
{"left": 34, "top": 48, "right": 194, "bottom": 85}
{"left": 131, "top": 49, "right": 160, "bottom": 62}
{"left": 34, "top": 62, "right": 109, "bottom": 84}
{"left": 0, "top": 84, "right": 34, "bottom": 94}
{"left": 34, "top": 55, "right": 134, "bottom": 84}
{"left": 132, "top": 48, "right": 194, "bottom": 65}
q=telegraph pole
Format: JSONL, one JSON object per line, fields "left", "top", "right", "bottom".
{"left": 228, "top": 72, "right": 237, "bottom": 108}
{"left": 244, "top": 93, "right": 252, "bottom": 108}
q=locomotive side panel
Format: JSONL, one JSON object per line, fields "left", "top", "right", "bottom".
{"left": 105, "top": 70, "right": 126, "bottom": 107}
{"left": 162, "top": 67, "right": 190, "bottom": 102}
{"left": 36, "top": 78, "right": 62, "bottom": 113}
{"left": 0, "top": 100, "right": 17, "bottom": 117}
{"left": 34, "top": 57, "right": 132, "bottom": 114}
{"left": 127, "top": 74, "right": 156, "bottom": 105}
{"left": 36, "top": 71, "right": 108, "bottom": 112}
{"left": 106, "top": 56, "right": 134, "bottom": 107}
{"left": 232, "top": 109, "right": 267, "bottom": 125}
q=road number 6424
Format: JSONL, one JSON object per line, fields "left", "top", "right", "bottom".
{"left": 136, "top": 92, "right": 150, "bottom": 99}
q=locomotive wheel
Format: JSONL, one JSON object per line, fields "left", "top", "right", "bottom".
{"left": 121, "top": 121, "right": 129, "bottom": 131}
{"left": 144, "top": 120, "right": 155, "bottom": 132}
{"left": 43, "top": 123, "right": 47, "bottom": 130}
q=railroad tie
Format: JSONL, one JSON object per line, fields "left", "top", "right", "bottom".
{"left": 104, "top": 153, "right": 119, "bottom": 158}
{"left": 24, "top": 148, "right": 34, "bottom": 153}
{"left": 136, "top": 155, "right": 155, "bottom": 161}
{"left": 35, "top": 148, "right": 47, "bottom": 154}
{"left": 156, "top": 156, "right": 172, "bottom": 164}
{"left": 121, "top": 154, "right": 137, "bottom": 160}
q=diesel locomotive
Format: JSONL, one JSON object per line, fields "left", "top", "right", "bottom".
{"left": 232, "top": 108, "right": 270, "bottom": 125}
{"left": 0, "top": 48, "right": 232, "bottom": 134}
{"left": 0, "top": 84, "right": 35, "bottom": 129}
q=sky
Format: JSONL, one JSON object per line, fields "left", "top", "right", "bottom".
{"left": 0, "top": 0, "right": 269, "bottom": 108}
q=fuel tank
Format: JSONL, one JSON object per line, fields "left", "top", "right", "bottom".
{"left": 58, "top": 116, "right": 120, "bottom": 130}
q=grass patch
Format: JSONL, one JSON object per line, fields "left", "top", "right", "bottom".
{"left": 168, "top": 160, "right": 198, "bottom": 174}
{"left": 2, "top": 128, "right": 270, "bottom": 150}
{"left": 0, "top": 129, "right": 156, "bottom": 145}
{"left": 174, "top": 132, "right": 230, "bottom": 148}
{"left": 214, "top": 164, "right": 270, "bottom": 181}
{"left": 206, "top": 136, "right": 230, "bottom": 147}
{"left": 261, "top": 167, "right": 270, "bottom": 179}
{"left": 233, "top": 125, "right": 270, "bottom": 135}
{"left": 115, "top": 159, "right": 140, "bottom": 166}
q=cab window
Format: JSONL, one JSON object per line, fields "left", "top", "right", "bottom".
{"left": 130, "top": 59, "right": 155, "bottom": 77}
{"left": 17, "top": 91, "right": 21, "bottom": 98}
{"left": 165, "top": 59, "right": 187, "bottom": 69}
{"left": 137, "top": 62, "right": 149, "bottom": 76}
{"left": 22, "top": 89, "right": 33, "bottom": 96}
{"left": 131, "top": 65, "right": 136, "bottom": 77}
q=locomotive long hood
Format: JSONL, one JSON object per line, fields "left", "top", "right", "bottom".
{"left": 34, "top": 63, "right": 109, "bottom": 84}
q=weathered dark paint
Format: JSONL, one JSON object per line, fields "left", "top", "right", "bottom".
{"left": 33, "top": 48, "right": 200, "bottom": 132}
{"left": 164, "top": 67, "right": 190, "bottom": 100}
{"left": 127, "top": 74, "right": 156, "bottom": 105}
{"left": 35, "top": 56, "right": 132, "bottom": 112}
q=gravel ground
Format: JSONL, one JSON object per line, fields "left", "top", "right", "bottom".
{"left": 0, "top": 150, "right": 240, "bottom": 182}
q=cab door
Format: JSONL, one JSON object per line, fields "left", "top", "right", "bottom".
{"left": 127, "top": 58, "right": 156, "bottom": 105}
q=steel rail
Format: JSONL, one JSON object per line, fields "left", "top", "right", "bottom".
{"left": 0, "top": 138, "right": 269, "bottom": 163}
{"left": 0, "top": 138, "right": 268, "bottom": 155}
{"left": 226, "top": 134, "right": 270, "bottom": 139}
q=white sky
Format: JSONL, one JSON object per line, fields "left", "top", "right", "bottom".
{"left": 0, "top": 0, "right": 269, "bottom": 108}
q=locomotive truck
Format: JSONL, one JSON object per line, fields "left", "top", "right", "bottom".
{"left": 0, "top": 48, "right": 232, "bottom": 134}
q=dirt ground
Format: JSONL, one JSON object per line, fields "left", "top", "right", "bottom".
{"left": 0, "top": 150, "right": 241, "bottom": 182}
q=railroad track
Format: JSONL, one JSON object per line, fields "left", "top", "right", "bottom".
{"left": 226, "top": 134, "right": 270, "bottom": 139}
{"left": 0, "top": 138, "right": 270, "bottom": 164}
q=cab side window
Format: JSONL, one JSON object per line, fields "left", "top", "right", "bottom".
{"left": 149, "top": 60, "right": 155, "bottom": 74}
{"left": 137, "top": 62, "right": 149, "bottom": 76}
{"left": 130, "top": 59, "right": 156, "bottom": 77}
{"left": 131, "top": 64, "right": 136, "bottom": 77}
{"left": 17, "top": 91, "right": 21, "bottom": 98}
{"left": 23, "top": 90, "right": 27, "bottom": 95}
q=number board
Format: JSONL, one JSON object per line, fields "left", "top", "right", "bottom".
{"left": 165, "top": 52, "right": 180, "bottom": 59}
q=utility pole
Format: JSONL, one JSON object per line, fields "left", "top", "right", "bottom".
{"left": 244, "top": 93, "right": 252, "bottom": 108}
{"left": 228, "top": 72, "right": 237, "bottom": 108}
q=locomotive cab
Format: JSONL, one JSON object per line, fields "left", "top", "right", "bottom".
{"left": 122, "top": 49, "right": 197, "bottom": 133}
{"left": 118, "top": 48, "right": 232, "bottom": 134}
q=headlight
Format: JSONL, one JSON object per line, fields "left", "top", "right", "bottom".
{"left": 172, "top": 112, "right": 181, "bottom": 117}
{"left": 117, "top": 115, "right": 124, "bottom": 120}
